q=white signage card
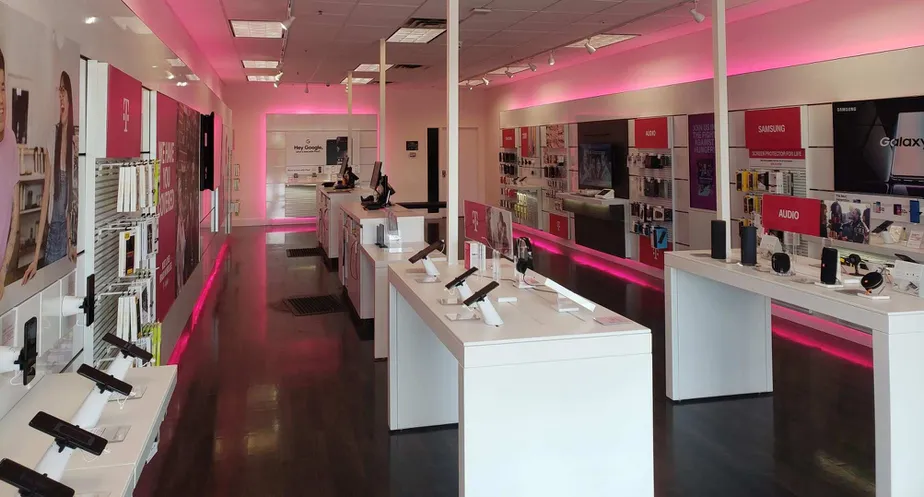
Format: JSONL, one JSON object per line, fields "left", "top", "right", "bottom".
{"left": 285, "top": 131, "right": 343, "bottom": 166}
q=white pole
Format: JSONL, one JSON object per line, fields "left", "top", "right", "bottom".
{"left": 379, "top": 39, "right": 387, "bottom": 169}
{"left": 712, "top": 0, "right": 731, "bottom": 257}
{"left": 446, "top": 0, "right": 459, "bottom": 265}
{"left": 347, "top": 71, "right": 353, "bottom": 169}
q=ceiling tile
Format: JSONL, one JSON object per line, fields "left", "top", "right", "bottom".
{"left": 483, "top": 0, "right": 559, "bottom": 10}
{"left": 620, "top": 11, "right": 690, "bottom": 33}
{"left": 477, "top": 29, "right": 542, "bottom": 46}
{"left": 524, "top": 11, "right": 592, "bottom": 23}
{"left": 510, "top": 20, "right": 573, "bottom": 33}
{"left": 337, "top": 25, "right": 396, "bottom": 41}
{"left": 296, "top": 1, "right": 357, "bottom": 17}
{"left": 542, "top": 0, "right": 618, "bottom": 14}
{"left": 224, "top": 0, "right": 289, "bottom": 20}
{"left": 608, "top": 0, "right": 679, "bottom": 16}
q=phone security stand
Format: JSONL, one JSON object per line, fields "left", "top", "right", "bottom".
{"left": 408, "top": 240, "right": 445, "bottom": 283}
{"left": 441, "top": 267, "right": 478, "bottom": 306}
{"left": 524, "top": 269, "right": 597, "bottom": 313}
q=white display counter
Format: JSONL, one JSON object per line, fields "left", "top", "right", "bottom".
{"left": 664, "top": 249, "right": 924, "bottom": 497}
{"left": 360, "top": 241, "right": 435, "bottom": 359}
{"left": 317, "top": 186, "right": 371, "bottom": 262}
{"left": 0, "top": 365, "right": 177, "bottom": 497}
{"left": 388, "top": 260, "right": 654, "bottom": 497}
{"left": 340, "top": 203, "right": 426, "bottom": 323}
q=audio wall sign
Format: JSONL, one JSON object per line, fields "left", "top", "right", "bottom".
{"left": 285, "top": 131, "right": 343, "bottom": 166}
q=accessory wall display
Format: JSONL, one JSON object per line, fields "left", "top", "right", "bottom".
{"left": 94, "top": 158, "right": 162, "bottom": 364}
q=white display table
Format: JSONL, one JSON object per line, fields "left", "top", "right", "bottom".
{"left": 340, "top": 203, "right": 425, "bottom": 323}
{"left": 0, "top": 365, "right": 177, "bottom": 497}
{"left": 664, "top": 249, "right": 924, "bottom": 497}
{"left": 317, "top": 186, "right": 371, "bottom": 262}
{"left": 360, "top": 242, "right": 435, "bottom": 359}
{"left": 388, "top": 260, "right": 654, "bottom": 497}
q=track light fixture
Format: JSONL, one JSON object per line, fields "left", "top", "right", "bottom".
{"left": 504, "top": 68, "right": 514, "bottom": 78}
{"left": 548, "top": 52, "right": 555, "bottom": 66}
{"left": 275, "top": 71, "right": 284, "bottom": 81}
{"left": 482, "top": 76, "right": 489, "bottom": 86}
{"left": 273, "top": 81, "right": 279, "bottom": 88}
{"left": 528, "top": 62, "right": 537, "bottom": 72}
{"left": 281, "top": 16, "right": 296, "bottom": 30}
{"left": 690, "top": 1, "right": 706, "bottom": 23}
{"left": 584, "top": 40, "right": 596, "bottom": 55}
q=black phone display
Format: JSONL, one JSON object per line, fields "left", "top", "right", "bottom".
{"left": 77, "top": 364, "right": 132, "bottom": 397}
{"left": 408, "top": 240, "right": 445, "bottom": 264}
{"left": 463, "top": 281, "right": 500, "bottom": 308}
{"left": 895, "top": 253, "right": 918, "bottom": 263}
{"left": 445, "top": 267, "right": 478, "bottom": 290}
{"left": 102, "top": 333, "right": 153, "bottom": 363}
{"left": 0, "top": 458, "right": 75, "bottom": 497}
{"left": 871, "top": 220, "right": 894, "bottom": 234}
{"left": 18, "top": 317, "right": 38, "bottom": 386}
{"left": 28, "top": 412, "right": 108, "bottom": 456}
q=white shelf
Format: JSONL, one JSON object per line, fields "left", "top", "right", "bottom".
{"left": 558, "top": 193, "right": 629, "bottom": 206}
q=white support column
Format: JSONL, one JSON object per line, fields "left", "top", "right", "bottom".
{"left": 379, "top": 39, "right": 387, "bottom": 169}
{"left": 347, "top": 71, "right": 353, "bottom": 165}
{"left": 712, "top": 0, "right": 731, "bottom": 257}
{"left": 446, "top": 0, "right": 459, "bottom": 265}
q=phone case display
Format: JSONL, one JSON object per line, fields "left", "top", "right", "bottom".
{"left": 94, "top": 158, "right": 162, "bottom": 364}
{"left": 499, "top": 186, "right": 541, "bottom": 229}
{"left": 628, "top": 117, "right": 676, "bottom": 254}
{"left": 499, "top": 151, "right": 519, "bottom": 178}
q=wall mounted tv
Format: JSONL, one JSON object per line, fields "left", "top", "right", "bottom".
{"left": 578, "top": 144, "right": 614, "bottom": 190}
{"left": 833, "top": 96, "right": 924, "bottom": 197}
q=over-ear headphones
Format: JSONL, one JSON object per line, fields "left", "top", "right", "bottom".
{"left": 771, "top": 253, "right": 791, "bottom": 274}
{"left": 515, "top": 237, "right": 533, "bottom": 274}
{"left": 861, "top": 271, "right": 884, "bottom": 293}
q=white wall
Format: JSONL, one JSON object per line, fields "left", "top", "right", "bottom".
{"left": 225, "top": 83, "right": 487, "bottom": 225}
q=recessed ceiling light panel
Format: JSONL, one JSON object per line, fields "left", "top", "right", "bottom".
{"left": 242, "top": 60, "right": 279, "bottom": 69}
{"left": 186, "top": 74, "right": 200, "bottom": 81}
{"left": 166, "top": 58, "right": 186, "bottom": 67}
{"left": 341, "top": 77, "right": 374, "bottom": 85}
{"left": 566, "top": 34, "right": 637, "bottom": 49}
{"left": 354, "top": 64, "right": 394, "bottom": 72}
{"left": 247, "top": 75, "right": 278, "bottom": 82}
{"left": 231, "top": 20, "right": 284, "bottom": 39}
{"left": 387, "top": 27, "right": 445, "bottom": 44}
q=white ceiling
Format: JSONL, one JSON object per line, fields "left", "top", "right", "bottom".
{"left": 215, "top": 0, "right": 768, "bottom": 86}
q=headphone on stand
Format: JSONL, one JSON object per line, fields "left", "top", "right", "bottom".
{"left": 515, "top": 237, "right": 534, "bottom": 274}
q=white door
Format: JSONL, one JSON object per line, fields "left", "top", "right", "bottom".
{"left": 439, "top": 128, "right": 481, "bottom": 205}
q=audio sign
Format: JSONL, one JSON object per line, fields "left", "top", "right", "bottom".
{"left": 634, "top": 117, "right": 670, "bottom": 149}
{"left": 761, "top": 194, "right": 822, "bottom": 236}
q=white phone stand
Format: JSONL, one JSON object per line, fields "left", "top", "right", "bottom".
{"left": 414, "top": 257, "right": 441, "bottom": 283}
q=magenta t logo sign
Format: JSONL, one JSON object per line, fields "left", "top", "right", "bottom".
{"left": 122, "top": 98, "right": 130, "bottom": 132}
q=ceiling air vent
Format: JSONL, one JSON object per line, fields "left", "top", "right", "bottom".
{"left": 403, "top": 18, "right": 447, "bottom": 29}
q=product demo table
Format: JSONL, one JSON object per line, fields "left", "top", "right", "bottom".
{"left": 388, "top": 260, "right": 654, "bottom": 497}
{"left": 0, "top": 365, "right": 177, "bottom": 497}
{"left": 665, "top": 249, "right": 924, "bottom": 497}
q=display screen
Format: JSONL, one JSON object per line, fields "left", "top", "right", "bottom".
{"left": 578, "top": 144, "right": 614, "bottom": 190}
{"left": 370, "top": 161, "right": 382, "bottom": 189}
{"left": 834, "top": 96, "right": 924, "bottom": 196}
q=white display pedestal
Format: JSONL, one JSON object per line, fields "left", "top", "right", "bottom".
{"left": 388, "top": 260, "right": 654, "bottom": 497}
{"left": 665, "top": 249, "right": 924, "bottom": 497}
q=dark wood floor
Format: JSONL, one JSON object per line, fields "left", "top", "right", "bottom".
{"left": 135, "top": 227, "right": 875, "bottom": 497}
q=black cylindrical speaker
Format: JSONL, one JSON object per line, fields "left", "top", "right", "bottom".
{"left": 740, "top": 226, "right": 758, "bottom": 266}
{"left": 820, "top": 247, "right": 839, "bottom": 285}
{"left": 771, "top": 253, "right": 791, "bottom": 274}
{"left": 711, "top": 220, "right": 726, "bottom": 260}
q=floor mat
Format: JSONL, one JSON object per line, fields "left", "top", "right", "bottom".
{"left": 286, "top": 247, "right": 324, "bottom": 258}
{"left": 283, "top": 295, "right": 345, "bottom": 316}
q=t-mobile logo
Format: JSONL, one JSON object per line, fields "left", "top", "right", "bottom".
{"left": 122, "top": 98, "right": 130, "bottom": 132}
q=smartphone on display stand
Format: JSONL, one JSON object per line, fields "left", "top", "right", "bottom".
{"left": 28, "top": 411, "right": 108, "bottom": 455}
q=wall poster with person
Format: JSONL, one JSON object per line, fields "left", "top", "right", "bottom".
{"left": 0, "top": 3, "right": 80, "bottom": 308}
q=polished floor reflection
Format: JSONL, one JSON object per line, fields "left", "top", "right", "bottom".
{"left": 135, "top": 227, "right": 875, "bottom": 497}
